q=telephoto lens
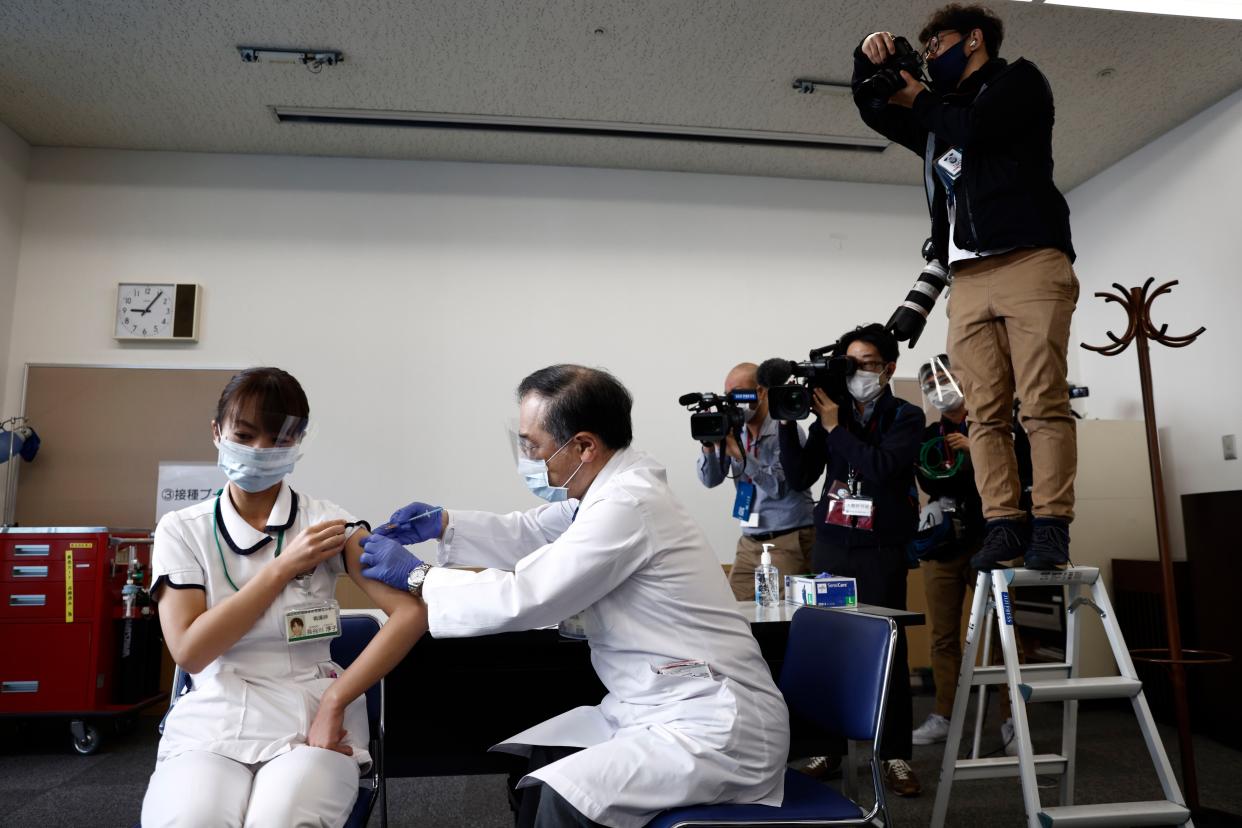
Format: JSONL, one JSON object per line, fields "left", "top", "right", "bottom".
{"left": 886, "top": 239, "right": 950, "bottom": 349}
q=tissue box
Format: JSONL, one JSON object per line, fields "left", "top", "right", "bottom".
{"left": 785, "top": 574, "right": 858, "bottom": 608}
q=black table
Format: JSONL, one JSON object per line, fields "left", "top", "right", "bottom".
{"left": 383, "top": 601, "right": 924, "bottom": 778}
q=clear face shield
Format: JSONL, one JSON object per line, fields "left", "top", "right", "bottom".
{"left": 506, "top": 421, "right": 580, "bottom": 503}
{"left": 921, "top": 354, "right": 964, "bottom": 412}
{"left": 214, "top": 413, "right": 314, "bottom": 493}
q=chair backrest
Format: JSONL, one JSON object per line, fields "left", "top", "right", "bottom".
{"left": 330, "top": 611, "right": 385, "bottom": 741}
{"left": 778, "top": 607, "right": 897, "bottom": 743}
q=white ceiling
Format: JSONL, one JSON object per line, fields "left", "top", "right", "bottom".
{"left": 0, "top": 0, "right": 1240, "bottom": 189}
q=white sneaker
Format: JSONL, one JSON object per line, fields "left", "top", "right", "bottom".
{"left": 912, "top": 713, "right": 951, "bottom": 745}
{"left": 1001, "top": 716, "right": 1019, "bottom": 756}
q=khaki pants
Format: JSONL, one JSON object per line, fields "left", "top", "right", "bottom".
{"left": 923, "top": 551, "right": 1022, "bottom": 719}
{"left": 728, "top": 527, "right": 814, "bottom": 602}
{"left": 948, "top": 247, "right": 1079, "bottom": 522}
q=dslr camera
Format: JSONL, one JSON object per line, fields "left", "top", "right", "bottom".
{"left": 887, "top": 238, "right": 951, "bottom": 349}
{"left": 854, "top": 35, "right": 928, "bottom": 111}
{"left": 760, "top": 346, "right": 856, "bottom": 421}
{"left": 679, "top": 390, "right": 757, "bottom": 444}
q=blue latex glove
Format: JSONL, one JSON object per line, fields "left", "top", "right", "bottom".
{"left": 374, "top": 501, "right": 443, "bottom": 545}
{"left": 360, "top": 534, "right": 424, "bottom": 592}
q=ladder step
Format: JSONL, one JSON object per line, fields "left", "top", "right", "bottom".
{"left": 953, "top": 753, "right": 1067, "bottom": 781}
{"left": 1001, "top": 566, "right": 1100, "bottom": 587}
{"left": 1020, "top": 677, "right": 1143, "bottom": 702}
{"left": 972, "top": 663, "right": 1070, "bottom": 685}
{"left": 1038, "top": 800, "right": 1191, "bottom": 827}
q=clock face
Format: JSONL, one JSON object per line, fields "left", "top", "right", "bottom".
{"left": 116, "top": 283, "right": 174, "bottom": 338}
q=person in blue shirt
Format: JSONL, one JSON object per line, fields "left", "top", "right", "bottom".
{"left": 696, "top": 362, "right": 814, "bottom": 600}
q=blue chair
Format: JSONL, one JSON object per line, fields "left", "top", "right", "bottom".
{"left": 647, "top": 607, "right": 898, "bottom": 827}
{"left": 157, "top": 610, "right": 387, "bottom": 828}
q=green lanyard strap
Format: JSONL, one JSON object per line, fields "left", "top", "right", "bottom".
{"left": 212, "top": 491, "right": 285, "bottom": 592}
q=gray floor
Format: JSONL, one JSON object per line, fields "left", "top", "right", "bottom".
{"left": 2, "top": 693, "right": 1241, "bottom": 827}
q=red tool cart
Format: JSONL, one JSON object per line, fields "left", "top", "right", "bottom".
{"left": 1, "top": 527, "right": 164, "bottom": 754}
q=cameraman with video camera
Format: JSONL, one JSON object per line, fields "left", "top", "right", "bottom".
{"left": 776, "top": 324, "right": 924, "bottom": 796}
{"left": 696, "top": 363, "right": 814, "bottom": 602}
{"left": 853, "top": 4, "right": 1079, "bottom": 571}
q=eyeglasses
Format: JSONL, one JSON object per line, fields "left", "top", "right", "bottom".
{"left": 923, "top": 30, "right": 960, "bottom": 61}
{"left": 855, "top": 360, "right": 888, "bottom": 374}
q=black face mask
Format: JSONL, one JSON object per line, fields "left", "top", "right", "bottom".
{"left": 927, "top": 39, "right": 969, "bottom": 92}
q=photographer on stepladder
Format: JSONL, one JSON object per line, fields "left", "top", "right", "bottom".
{"left": 910, "top": 354, "right": 1030, "bottom": 757}
{"left": 853, "top": 4, "right": 1079, "bottom": 572}
{"left": 692, "top": 362, "right": 814, "bottom": 601}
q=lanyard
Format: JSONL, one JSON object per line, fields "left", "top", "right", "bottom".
{"left": 212, "top": 491, "right": 285, "bottom": 592}
{"left": 847, "top": 408, "right": 883, "bottom": 494}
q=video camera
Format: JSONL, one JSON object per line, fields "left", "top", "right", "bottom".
{"left": 678, "top": 389, "right": 758, "bottom": 444}
{"left": 887, "top": 238, "right": 950, "bottom": 350}
{"left": 854, "top": 35, "right": 928, "bottom": 112}
{"left": 760, "top": 345, "right": 856, "bottom": 421}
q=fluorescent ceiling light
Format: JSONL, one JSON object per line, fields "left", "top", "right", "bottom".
{"left": 1015, "top": 0, "right": 1242, "bottom": 20}
{"left": 271, "top": 107, "right": 891, "bottom": 153}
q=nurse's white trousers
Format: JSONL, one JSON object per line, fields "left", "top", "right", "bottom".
{"left": 141, "top": 746, "right": 359, "bottom": 828}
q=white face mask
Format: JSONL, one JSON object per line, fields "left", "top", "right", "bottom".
{"left": 929, "top": 388, "right": 964, "bottom": 412}
{"left": 847, "top": 370, "right": 887, "bottom": 404}
{"left": 924, "top": 356, "right": 965, "bottom": 414}
{"left": 517, "top": 439, "right": 584, "bottom": 502}
{"left": 216, "top": 437, "right": 300, "bottom": 493}
{"left": 743, "top": 404, "right": 761, "bottom": 423}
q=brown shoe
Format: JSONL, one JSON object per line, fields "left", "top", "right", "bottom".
{"left": 799, "top": 755, "right": 842, "bottom": 781}
{"left": 882, "top": 759, "right": 922, "bottom": 797}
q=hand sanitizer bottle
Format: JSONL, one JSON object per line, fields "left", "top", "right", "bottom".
{"left": 754, "top": 543, "right": 780, "bottom": 607}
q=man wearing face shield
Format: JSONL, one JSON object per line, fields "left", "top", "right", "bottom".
{"left": 358, "top": 365, "right": 789, "bottom": 828}
{"left": 777, "top": 324, "right": 924, "bottom": 797}
{"left": 696, "top": 362, "right": 814, "bottom": 601}
{"left": 853, "top": 4, "right": 1078, "bottom": 573}
{"left": 911, "top": 355, "right": 1026, "bottom": 754}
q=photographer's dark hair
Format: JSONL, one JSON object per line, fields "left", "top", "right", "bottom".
{"left": 838, "top": 324, "right": 900, "bottom": 365}
{"left": 920, "top": 4, "right": 1004, "bottom": 58}
{"left": 517, "top": 365, "right": 634, "bottom": 449}
{"left": 216, "top": 367, "right": 310, "bottom": 437}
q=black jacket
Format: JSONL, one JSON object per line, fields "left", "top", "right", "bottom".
{"left": 852, "top": 48, "right": 1075, "bottom": 266}
{"left": 778, "top": 388, "right": 923, "bottom": 548}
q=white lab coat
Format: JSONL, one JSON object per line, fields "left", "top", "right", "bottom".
{"left": 424, "top": 447, "right": 789, "bottom": 828}
{"left": 149, "top": 483, "right": 372, "bottom": 770}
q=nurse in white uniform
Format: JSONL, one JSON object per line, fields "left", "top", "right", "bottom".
{"left": 141, "top": 367, "right": 427, "bottom": 828}
{"left": 360, "top": 364, "right": 789, "bottom": 828}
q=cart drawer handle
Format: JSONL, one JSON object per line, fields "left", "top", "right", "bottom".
{"left": 14, "top": 545, "right": 50, "bottom": 557}
{"left": 9, "top": 594, "right": 46, "bottom": 607}
{"left": 12, "top": 566, "right": 49, "bottom": 578}
{"left": 1, "top": 681, "right": 39, "bottom": 694}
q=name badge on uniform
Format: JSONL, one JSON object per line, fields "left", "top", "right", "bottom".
{"left": 935, "top": 147, "right": 963, "bottom": 190}
{"left": 732, "top": 480, "right": 756, "bottom": 522}
{"left": 653, "top": 658, "right": 715, "bottom": 680}
{"left": 285, "top": 599, "right": 342, "bottom": 644}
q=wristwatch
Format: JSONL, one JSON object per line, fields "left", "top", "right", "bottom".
{"left": 406, "top": 563, "right": 433, "bottom": 598}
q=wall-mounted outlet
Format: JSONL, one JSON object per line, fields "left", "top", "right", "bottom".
{"left": 1225, "top": 434, "right": 1238, "bottom": 461}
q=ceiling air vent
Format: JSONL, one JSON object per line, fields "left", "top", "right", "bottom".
{"left": 270, "top": 107, "right": 890, "bottom": 153}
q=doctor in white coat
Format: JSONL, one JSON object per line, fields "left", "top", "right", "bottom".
{"left": 360, "top": 364, "right": 789, "bottom": 828}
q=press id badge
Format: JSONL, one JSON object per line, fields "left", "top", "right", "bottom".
{"left": 843, "top": 497, "right": 874, "bottom": 517}
{"left": 935, "top": 147, "right": 963, "bottom": 189}
{"left": 285, "top": 600, "right": 341, "bottom": 644}
{"left": 732, "top": 480, "right": 756, "bottom": 522}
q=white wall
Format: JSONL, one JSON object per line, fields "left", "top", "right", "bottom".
{"left": 3, "top": 148, "right": 939, "bottom": 561}
{"left": 0, "top": 122, "right": 29, "bottom": 418}
{"left": 1068, "top": 87, "right": 1242, "bottom": 559}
